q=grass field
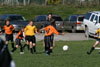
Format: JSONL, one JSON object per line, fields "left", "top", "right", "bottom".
{"left": 0, "top": 5, "right": 100, "bottom": 20}
{"left": 9, "top": 40, "right": 100, "bottom": 67}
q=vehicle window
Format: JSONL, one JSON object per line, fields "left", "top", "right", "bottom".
{"left": 99, "top": 16, "right": 100, "bottom": 23}
{"left": 94, "top": 16, "right": 98, "bottom": 23}
{"left": 35, "top": 16, "right": 46, "bottom": 22}
{"left": 85, "top": 13, "right": 92, "bottom": 20}
{"left": 90, "top": 14, "right": 95, "bottom": 21}
{"left": 9, "top": 16, "right": 25, "bottom": 21}
{"left": 64, "top": 16, "right": 70, "bottom": 21}
{"left": 78, "top": 16, "right": 84, "bottom": 21}
{"left": 70, "top": 16, "right": 77, "bottom": 21}
{"left": 52, "top": 16, "right": 63, "bottom": 21}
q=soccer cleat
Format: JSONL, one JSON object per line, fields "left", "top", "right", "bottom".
{"left": 20, "top": 52, "right": 24, "bottom": 54}
{"left": 10, "top": 52, "right": 13, "bottom": 55}
{"left": 98, "top": 51, "right": 100, "bottom": 54}
{"left": 87, "top": 51, "right": 91, "bottom": 55}
{"left": 46, "top": 53, "right": 49, "bottom": 56}
{"left": 46, "top": 51, "right": 50, "bottom": 56}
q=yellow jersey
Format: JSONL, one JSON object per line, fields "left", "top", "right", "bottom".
{"left": 96, "top": 28, "right": 100, "bottom": 38}
{"left": 24, "top": 25, "right": 37, "bottom": 36}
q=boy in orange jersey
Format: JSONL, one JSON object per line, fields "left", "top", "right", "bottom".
{"left": 39, "top": 19, "right": 64, "bottom": 55}
{"left": 3, "top": 20, "right": 15, "bottom": 48}
{"left": 11, "top": 27, "right": 24, "bottom": 54}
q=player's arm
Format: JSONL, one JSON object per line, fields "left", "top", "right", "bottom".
{"left": 39, "top": 27, "right": 46, "bottom": 33}
{"left": 11, "top": 25, "right": 15, "bottom": 30}
{"left": 34, "top": 26, "right": 38, "bottom": 33}
{"left": 53, "top": 27, "right": 64, "bottom": 35}
{"left": 16, "top": 31, "right": 21, "bottom": 38}
{"left": 11, "top": 25, "right": 15, "bottom": 33}
{"left": 94, "top": 29, "right": 99, "bottom": 38}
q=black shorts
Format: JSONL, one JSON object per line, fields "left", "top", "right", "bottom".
{"left": 44, "top": 36, "right": 52, "bottom": 48}
{"left": 5, "top": 34, "right": 13, "bottom": 41}
{"left": 25, "top": 36, "right": 36, "bottom": 43}
{"left": 15, "top": 38, "right": 21, "bottom": 46}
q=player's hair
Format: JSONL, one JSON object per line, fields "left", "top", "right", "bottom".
{"left": 29, "top": 19, "right": 33, "bottom": 23}
{"left": 48, "top": 13, "right": 52, "bottom": 16}
{"left": 50, "top": 19, "right": 55, "bottom": 25}
{"left": 5, "top": 19, "right": 10, "bottom": 24}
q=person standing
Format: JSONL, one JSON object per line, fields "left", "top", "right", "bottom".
{"left": 87, "top": 28, "right": 100, "bottom": 54}
{"left": 43, "top": 13, "right": 56, "bottom": 52}
{"left": 3, "top": 20, "right": 15, "bottom": 49}
{"left": 40, "top": 19, "right": 64, "bottom": 55}
{"left": 11, "top": 27, "right": 24, "bottom": 54}
{"left": 24, "top": 20, "right": 37, "bottom": 54}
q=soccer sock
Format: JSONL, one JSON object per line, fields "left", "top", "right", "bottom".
{"left": 50, "top": 49, "right": 52, "bottom": 53}
{"left": 11, "top": 47, "right": 17, "bottom": 52}
{"left": 33, "top": 46, "right": 36, "bottom": 52}
{"left": 23, "top": 44, "right": 27, "bottom": 48}
{"left": 89, "top": 47, "right": 95, "bottom": 53}
{"left": 20, "top": 45, "right": 23, "bottom": 52}
{"left": 30, "top": 48, "right": 33, "bottom": 54}
{"left": 27, "top": 45, "right": 29, "bottom": 50}
{"left": 11, "top": 43, "right": 14, "bottom": 48}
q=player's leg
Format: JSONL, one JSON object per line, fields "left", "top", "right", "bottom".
{"left": 11, "top": 39, "right": 19, "bottom": 53}
{"left": 10, "top": 34, "right": 14, "bottom": 48}
{"left": 50, "top": 35, "right": 54, "bottom": 53}
{"left": 32, "top": 36, "right": 36, "bottom": 53}
{"left": 5, "top": 34, "right": 9, "bottom": 46}
{"left": 87, "top": 40, "right": 100, "bottom": 54}
{"left": 30, "top": 41, "right": 33, "bottom": 54}
{"left": 23, "top": 36, "right": 29, "bottom": 50}
{"left": 45, "top": 36, "right": 50, "bottom": 55}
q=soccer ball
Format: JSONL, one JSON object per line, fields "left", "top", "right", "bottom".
{"left": 63, "top": 45, "right": 68, "bottom": 51}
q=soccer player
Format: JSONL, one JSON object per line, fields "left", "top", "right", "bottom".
{"left": 24, "top": 20, "right": 37, "bottom": 54}
{"left": 11, "top": 27, "right": 24, "bottom": 54}
{"left": 3, "top": 19, "right": 15, "bottom": 48}
{"left": 87, "top": 28, "right": 100, "bottom": 54}
{"left": 43, "top": 13, "right": 56, "bottom": 52}
{"left": 39, "top": 19, "right": 64, "bottom": 55}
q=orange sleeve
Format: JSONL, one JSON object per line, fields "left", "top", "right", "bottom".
{"left": 53, "top": 27, "right": 59, "bottom": 35}
{"left": 43, "top": 27, "right": 46, "bottom": 30}
{"left": 3, "top": 26, "right": 5, "bottom": 30}
{"left": 16, "top": 31, "right": 21, "bottom": 38}
{"left": 11, "top": 25, "right": 15, "bottom": 30}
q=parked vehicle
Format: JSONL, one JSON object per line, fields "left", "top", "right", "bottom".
{"left": 34, "top": 15, "right": 64, "bottom": 31}
{"left": 0, "top": 14, "right": 28, "bottom": 31}
{"left": 83, "top": 11, "right": 100, "bottom": 38}
{"left": 64, "top": 15, "right": 84, "bottom": 32}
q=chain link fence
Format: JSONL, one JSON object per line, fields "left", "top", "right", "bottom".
{"left": 0, "top": 0, "right": 100, "bottom": 6}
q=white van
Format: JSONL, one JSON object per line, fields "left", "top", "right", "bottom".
{"left": 83, "top": 11, "right": 100, "bottom": 38}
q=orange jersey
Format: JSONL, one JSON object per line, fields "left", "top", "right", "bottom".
{"left": 43, "top": 25, "right": 59, "bottom": 36}
{"left": 3, "top": 25, "right": 15, "bottom": 34}
{"left": 16, "top": 31, "right": 23, "bottom": 39}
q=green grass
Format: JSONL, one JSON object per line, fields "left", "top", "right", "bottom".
{"left": 0, "top": 5, "right": 100, "bottom": 20}
{"left": 8, "top": 40, "right": 100, "bottom": 67}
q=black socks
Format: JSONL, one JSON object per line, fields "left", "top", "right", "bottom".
{"left": 30, "top": 48, "right": 33, "bottom": 54}
{"left": 87, "top": 47, "right": 95, "bottom": 54}
{"left": 11, "top": 43, "right": 14, "bottom": 48}
{"left": 20, "top": 45, "right": 23, "bottom": 52}
{"left": 23, "top": 44, "right": 29, "bottom": 50}
{"left": 33, "top": 46, "right": 36, "bottom": 52}
{"left": 27, "top": 45, "right": 29, "bottom": 50}
{"left": 11, "top": 47, "right": 17, "bottom": 52}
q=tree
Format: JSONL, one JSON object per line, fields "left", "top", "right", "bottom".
{"left": 47, "top": 0, "right": 61, "bottom": 5}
